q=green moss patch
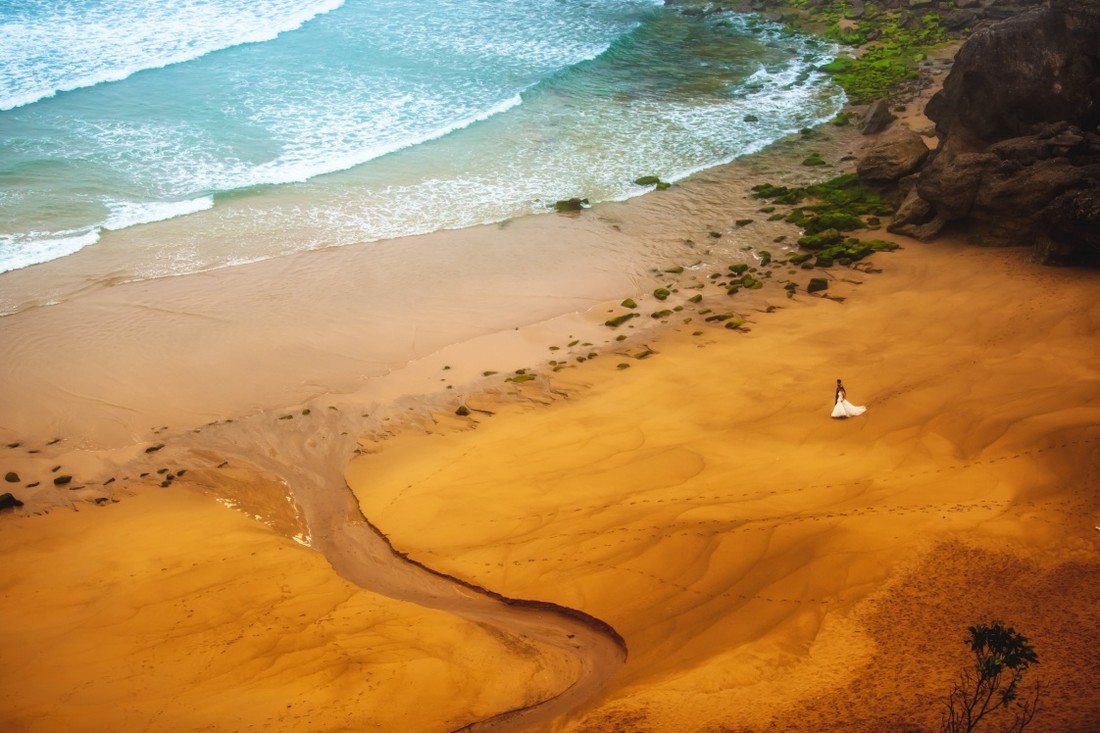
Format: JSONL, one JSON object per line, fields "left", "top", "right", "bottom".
{"left": 605, "top": 313, "right": 638, "bottom": 328}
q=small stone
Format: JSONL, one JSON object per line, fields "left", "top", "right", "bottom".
{"left": 53, "top": 475, "right": 72, "bottom": 486}
{"left": 4, "top": 472, "right": 19, "bottom": 483}
{"left": 0, "top": 493, "right": 23, "bottom": 509}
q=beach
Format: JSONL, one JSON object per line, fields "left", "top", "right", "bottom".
{"left": 3, "top": 54, "right": 1100, "bottom": 733}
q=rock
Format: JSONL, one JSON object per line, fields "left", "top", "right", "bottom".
{"left": 807, "top": 278, "right": 829, "bottom": 293}
{"left": 0, "top": 493, "right": 23, "bottom": 510}
{"left": 902, "top": 0, "right": 1100, "bottom": 263}
{"left": 4, "top": 472, "right": 18, "bottom": 483}
{"left": 455, "top": 405, "right": 470, "bottom": 417}
{"left": 554, "top": 197, "right": 588, "bottom": 212}
{"left": 604, "top": 313, "right": 637, "bottom": 328}
{"left": 1037, "top": 187, "right": 1100, "bottom": 264}
{"left": 797, "top": 228, "right": 846, "bottom": 250}
{"left": 53, "top": 475, "right": 72, "bottom": 486}
{"left": 861, "top": 100, "right": 897, "bottom": 135}
{"left": 857, "top": 125, "right": 930, "bottom": 183}
{"left": 889, "top": 186, "right": 945, "bottom": 239}
{"left": 927, "top": 1, "right": 1100, "bottom": 153}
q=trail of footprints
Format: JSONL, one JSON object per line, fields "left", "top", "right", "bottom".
{"left": 402, "top": 435, "right": 1098, "bottom": 608}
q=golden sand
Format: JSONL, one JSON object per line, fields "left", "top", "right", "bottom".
{"left": 1, "top": 86, "right": 1098, "bottom": 731}
{"left": 345, "top": 242, "right": 1100, "bottom": 731}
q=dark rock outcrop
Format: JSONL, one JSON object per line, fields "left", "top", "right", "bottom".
{"left": 888, "top": 0, "right": 1100, "bottom": 264}
{"left": 857, "top": 126, "right": 931, "bottom": 183}
{"left": 861, "top": 100, "right": 897, "bottom": 136}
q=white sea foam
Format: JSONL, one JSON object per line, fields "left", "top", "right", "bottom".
{"left": 0, "top": 228, "right": 101, "bottom": 276}
{"left": 0, "top": 0, "right": 345, "bottom": 111}
{"left": 236, "top": 94, "right": 525, "bottom": 189}
{"left": 0, "top": 0, "right": 845, "bottom": 303}
{"left": 103, "top": 197, "right": 215, "bottom": 231}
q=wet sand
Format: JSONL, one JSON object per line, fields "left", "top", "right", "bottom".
{"left": 2, "top": 74, "right": 1099, "bottom": 732}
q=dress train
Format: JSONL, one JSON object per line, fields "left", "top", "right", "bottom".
{"left": 831, "top": 395, "right": 866, "bottom": 419}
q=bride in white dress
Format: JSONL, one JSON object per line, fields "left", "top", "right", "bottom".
{"left": 831, "top": 378, "right": 866, "bottom": 419}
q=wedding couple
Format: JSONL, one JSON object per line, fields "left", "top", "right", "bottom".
{"left": 832, "top": 378, "right": 866, "bottom": 419}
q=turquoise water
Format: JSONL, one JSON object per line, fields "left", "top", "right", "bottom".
{"left": 0, "top": 0, "right": 844, "bottom": 281}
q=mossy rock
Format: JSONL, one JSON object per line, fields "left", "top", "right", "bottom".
{"left": 621, "top": 298, "right": 637, "bottom": 309}
{"left": 758, "top": 250, "right": 772, "bottom": 266}
{"left": 802, "top": 152, "right": 827, "bottom": 166}
{"left": 727, "top": 263, "right": 749, "bottom": 275}
{"left": 807, "top": 278, "right": 829, "bottom": 293}
{"left": 724, "top": 320, "right": 745, "bottom": 330}
{"left": 634, "top": 175, "right": 662, "bottom": 186}
{"left": 651, "top": 309, "right": 673, "bottom": 319}
{"left": 751, "top": 174, "right": 894, "bottom": 218}
{"left": 508, "top": 373, "right": 537, "bottom": 383}
{"left": 740, "top": 274, "right": 763, "bottom": 289}
{"left": 726, "top": 285, "right": 740, "bottom": 295}
{"left": 708, "top": 231, "right": 723, "bottom": 238}
{"left": 743, "top": 114, "right": 759, "bottom": 122}
{"left": 0, "top": 492, "right": 24, "bottom": 509}
{"left": 862, "top": 238, "right": 901, "bottom": 252}
{"left": 688, "top": 294, "right": 702, "bottom": 304}
{"left": 704, "top": 312, "right": 737, "bottom": 323}
{"left": 833, "top": 111, "right": 852, "bottom": 126}
{"left": 797, "top": 228, "right": 845, "bottom": 250}
{"left": 785, "top": 209, "right": 811, "bottom": 227}
{"left": 758, "top": 206, "right": 775, "bottom": 213}
{"left": 554, "top": 197, "right": 588, "bottom": 212}
{"left": 790, "top": 252, "right": 813, "bottom": 265}
{"left": 604, "top": 313, "right": 638, "bottom": 328}
{"left": 664, "top": 265, "right": 684, "bottom": 274}
{"left": 653, "top": 287, "right": 671, "bottom": 301}
{"left": 815, "top": 255, "right": 835, "bottom": 268}
{"left": 655, "top": 181, "right": 671, "bottom": 191}
{"left": 455, "top": 405, "right": 470, "bottom": 417}
{"left": 735, "top": 219, "right": 753, "bottom": 227}
{"left": 767, "top": 213, "right": 786, "bottom": 222}
{"left": 803, "top": 211, "right": 866, "bottom": 235}
{"left": 816, "top": 238, "right": 876, "bottom": 263}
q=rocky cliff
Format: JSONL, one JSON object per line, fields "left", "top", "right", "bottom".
{"left": 886, "top": 0, "right": 1100, "bottom": 264}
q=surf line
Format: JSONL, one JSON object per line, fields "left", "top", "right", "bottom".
{"left": 183, "top": 417, "right": 627, "bottom": 732}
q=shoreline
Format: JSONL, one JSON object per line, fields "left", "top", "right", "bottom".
{"left": 3, "top": 33, "right": 1100, "bottom": 733}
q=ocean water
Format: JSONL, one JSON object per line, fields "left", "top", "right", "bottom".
{"left": 0, "top": 0, "right": 844, "bottom": 298}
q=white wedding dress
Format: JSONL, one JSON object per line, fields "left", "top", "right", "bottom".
{"left": 831, "top": 391, "right": 866, "bottom": 419}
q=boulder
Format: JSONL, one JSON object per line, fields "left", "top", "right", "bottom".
{"left": 890, "top": 0, "right": 1100, "bottom": 262}
{"left": 861, "top": 99, "right": 896, "bottom": 135}
{"left": 856, "top": 126, "right": 931, "bottom": 183}
{"left": 925, "top": 0, "right": 1100, "bottom": 154}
